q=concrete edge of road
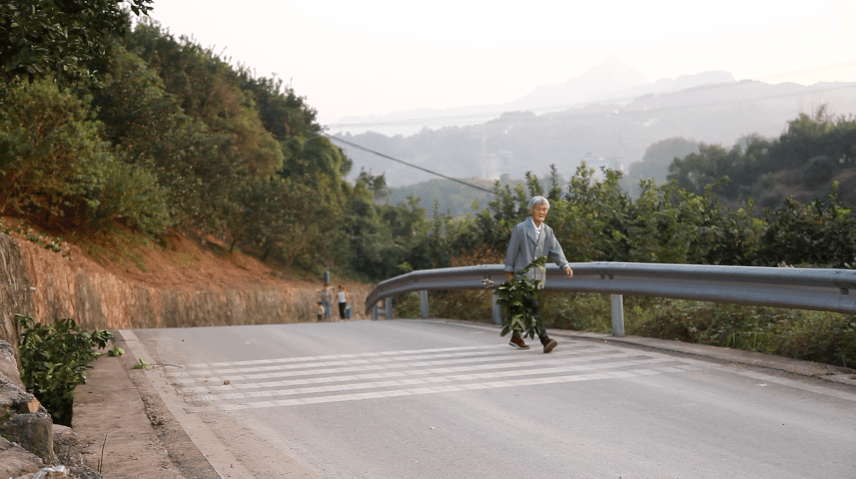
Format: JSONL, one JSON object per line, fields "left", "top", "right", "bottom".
{"left": 111, "top": 330, "right": 226, "bottom": 479}
{"left": 422, "top": 319, "right": 856, "bottom": 389}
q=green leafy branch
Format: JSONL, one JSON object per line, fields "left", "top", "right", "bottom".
{"left": 496, "top": 256, "right": 547, "bottom": 339}
{"left": 15, "top": 314, "right": 113, "bottom": 426}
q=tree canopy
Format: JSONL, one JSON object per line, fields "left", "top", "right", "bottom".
{"left": 0, "top": 0, "right": 152, "bottom": 86}
{"left": 1, "top": 6, "right": 854, "bottom": 283}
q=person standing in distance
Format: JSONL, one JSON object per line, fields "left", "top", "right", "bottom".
{"left": 319, "top": 283, "right": 332, "bottom": 321}
{"left": 504, "top": 196, "right": 573, "bottom": 353}
{"left": 336, "top": 284, "right": 349, "bottom": 320}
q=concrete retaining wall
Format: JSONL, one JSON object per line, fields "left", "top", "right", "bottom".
{"left": 0, "top": 233, "right": 368, "bottom": 353}
{"left": 0, "top": 235, "right": 33, "bottom": 356}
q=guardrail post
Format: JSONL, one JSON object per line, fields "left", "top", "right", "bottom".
{"left": 419, "top": 290, "right": 429, "bottom": 318}
{"left": 610, "top": 294, "right": 625, "bottom": 336}
{"left": 385, "top": 297, "right": 394, "bottom": 320}
{"left": 491, "top": 292, "right": 502, "bottom": 325}
{"left": 372, "top": 304, "right": 378, "bottom": 320}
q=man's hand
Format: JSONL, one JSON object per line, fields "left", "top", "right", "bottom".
{"left": 564, "top": 265, "right": 573, "bottom": 278}
{"left": 506, "top": 271, "right": 515, "bottom": 281}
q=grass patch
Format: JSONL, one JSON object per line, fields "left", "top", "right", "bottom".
{"left": 72, "top": 224, "right": 156, "bottom": 272}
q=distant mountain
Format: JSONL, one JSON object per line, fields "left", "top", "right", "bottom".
{"left": 505, "top": 54, "right": 652, "bottom": 110}
{"left": 332, "top": 56, "right": 737, "bottom": 136}
{"left": 335, "top": 79, "right": 856, "bottom": 188}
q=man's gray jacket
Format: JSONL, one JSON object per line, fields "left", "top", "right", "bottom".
{"left": 504, "top": 217, "right": 570, "bottom": 288}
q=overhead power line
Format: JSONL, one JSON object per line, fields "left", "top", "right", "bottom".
{"left": 323, "top": 133, "right": 496, "bottom": 195}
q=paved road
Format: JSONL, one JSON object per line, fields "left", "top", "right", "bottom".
{"left": 126, "top": 320, "right": 856, "bottom": 479}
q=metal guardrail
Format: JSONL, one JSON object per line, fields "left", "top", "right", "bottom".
{"left": 364, "top": 262, "right": 856, "bottom": 335}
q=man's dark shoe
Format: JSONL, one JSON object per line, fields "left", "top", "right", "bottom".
{"left": 509, "top": 336, "right": 530, "bottom": 350}
{"left": 541, "top": 338, "right": 558, "bottom": 353}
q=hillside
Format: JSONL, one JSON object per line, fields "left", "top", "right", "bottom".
{"left": 336, "top": 80, "right": 856, "bottom": 187}
{"left": 0, "top": 215, "right": 373, "bottom": 331}
{"left": 1, "top": 216, "right": 293, "bottom": 290}
{"left": 733, "top": 166, "right": 856, "bottom": 211}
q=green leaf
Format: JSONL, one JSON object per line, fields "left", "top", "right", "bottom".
{"left": 133, "top": 358, "right": 151, "bottom": 370}
{"left": 495, "top": 257, "right": 547, "bottom": 339}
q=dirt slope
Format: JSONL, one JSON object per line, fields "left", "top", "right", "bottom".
{"left": 0, "top": 217, "right": 373, "bottom": 325}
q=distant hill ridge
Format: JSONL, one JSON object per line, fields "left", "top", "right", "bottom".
{"left": 336, "top": 79, "right": 856, "bottom": 187}
{"left": 334, "top": 56, "right": 738, "bottom": 132}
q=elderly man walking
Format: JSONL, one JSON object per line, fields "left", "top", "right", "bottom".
{"left": 504, "top": 196, "right": 573, "bottom": 353}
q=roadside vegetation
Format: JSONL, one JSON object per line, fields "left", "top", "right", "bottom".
{"left": 15, "top": 314, "right": 116, "bottom": 426}
{"left": 1, "top": 0, "right": 855, "bottom": 375}
{"left": 545, "top": 295, "right": 856, "bottom": 369}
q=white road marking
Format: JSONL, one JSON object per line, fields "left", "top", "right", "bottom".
{"left": 167, "top": 342, "right": 707, "bottom": 412}
{"left": 175, "top": 350, "right": 645, "bottom": 389}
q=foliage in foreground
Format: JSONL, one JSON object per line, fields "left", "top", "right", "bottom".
{"left": 539, "top": 294, "right": 856, "bottom": 369}
{"left": 15, "top": 314, "right": 112, "bottom": 426}
{"left": 496, "top": 256, "right": 548, "bottom": 339}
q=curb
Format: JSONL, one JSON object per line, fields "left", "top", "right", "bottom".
{"left": 112, "top": 331, "right": 223, "bottom": 479}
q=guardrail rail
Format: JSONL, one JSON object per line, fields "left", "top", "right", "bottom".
{"left": 364, "top": 262, "right": 856, "bottom": 336}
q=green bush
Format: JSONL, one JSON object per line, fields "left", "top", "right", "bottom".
{"left": 15, "top": 314, "right": 112, "bottom": 426}
{"left": 443, "top": 291, "right": 856, "bottom": 369}
{"left": 541, "top": 292, "right": 612, "bottom": 333}
{"left": 629, "top": 301, "right": 856, "bottom": 368}
{"left": 428, "top": 289, "right": 494, "bottom": 322}
{"left": 392, "top": 292, "right": 422, "bottom": 319}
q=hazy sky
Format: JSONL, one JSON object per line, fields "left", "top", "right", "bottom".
{"left": 148, "top": 0, "right": 856, "bottom": 127}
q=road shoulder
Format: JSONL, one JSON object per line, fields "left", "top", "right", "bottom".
{"left": 73, "top": 332, "right": 220, "bottom": 479}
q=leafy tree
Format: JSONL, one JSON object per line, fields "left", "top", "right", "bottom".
{"left": 267, "top": 135, "right": 351, "bottom": 268}
{"left": 770, "top": 106, "right": 841, "bottom": 169}
{"left": 666, "top": 108, "right": 855, "bottom": 206}
{"left": 561, "top": 164, "right": 632, "bottom": 262}
{"left": 93, "top": 41, "right": 237, "bottom": 232}
{"left": 90, "top": 42, "right": 181, "bottom": 152}
{"left": 668, "top": 143, "right": 738, "bottom": 196}
{"left": 0, "top": 0, "right": 151, "bottom": 86}
{"left": 119, "top": 23, "right": 296, "bottom": 235}
{"left": 624, "top": 137, "right": 699, "bottom": 197}
{"left": 754, "top": 183, "right": 856, "bottom": 268}
{"left": 89, "top": 158, "right": 171, "bottom": 236}
{"left": 471, "top": 180, "right": 528, "bottom": 256}
{"left": 623, "top": 180, "right": 729, "bottom": 264}
{"left": 702, "top": 200, "right": 764, "bottom": 266}
{"left": 229, "top": 175, "right": 345, "bottom": 269}
{"left": 238, "top": 72, "right": 320, "bottom": 141}
{"left": 127, "top": 21, "right": 283, "bottom": 177}
{"left": 342, "top": 172, "right": 389, "bottom": 278}
{"left": 0, "top": 80, "right": 111, "bottom": 223}
{"left": 546, "top": 164, "right": 563, "bottom": 202}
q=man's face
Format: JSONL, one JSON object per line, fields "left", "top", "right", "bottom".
{"left": 531, "top": 203, "right": 549, "bottom": 225}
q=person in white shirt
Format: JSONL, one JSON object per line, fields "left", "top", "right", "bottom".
{"left": 336, "top": 285, "right": 349, "bottom": 320}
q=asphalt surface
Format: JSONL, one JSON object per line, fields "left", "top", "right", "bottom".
{"left": 73, "top": 320, "right": 856, "bottom": 478}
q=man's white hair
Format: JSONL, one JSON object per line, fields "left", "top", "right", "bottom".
{"left": 527, "top": 196, "right": 550, "bottom": 212}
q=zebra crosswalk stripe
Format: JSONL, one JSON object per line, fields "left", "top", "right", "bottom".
{"left": 170, "top": 342, "right": 706, "bottom": 412}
